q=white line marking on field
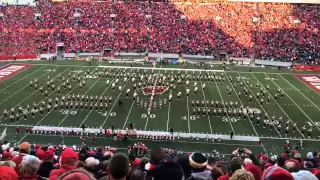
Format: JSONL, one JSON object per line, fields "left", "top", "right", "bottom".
{"left": 186, "top": 96, "right": 191, "bottom": 133}
{"left": 251, "top": 73, "right": 305, "bottom": 139}
{"left": 101, "top": 80, "right": 129, "bottom": 128}
{"left": 266, "top": 73, "right": 320, "bottom": 131}
{"left": 122, "top": 100, "right": 136, "bottom": 130}
{"left": 58, "top": 76, "right": 102, "bottom": 126}
{"left": 237, "top": 72, "right": 283, "bottom": 138}
{"left": 200, "top": 77, "right": 213, "bottom": 134}
{"left": 78, "top": 78, "right": 116, "bottom": 127}
{"left": 212, "top": 72, "right": 235, "bottom": 134}
{"left": 279, "top": 74, "right": 320, "bottom": 112}
{"left": 0, "top": 65, "right": 47, "bottom": 93}
{"left": 0, "top": 68, "right": 54, "bottom": 105}
{"left": 34, "top": 67, "right": 94, "bottom": 126}
{"left": 166, "top": 102, "right": 171, "bottom": 132}
{"left": 225, "top": 72, "right": 268, "bottom": 154}
{"left": 0, "top": 67, "right": 68, "bottom": 121}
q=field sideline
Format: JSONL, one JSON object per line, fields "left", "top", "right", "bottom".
{"left": 0, "top": 61, "right": 320, "bottom": 156}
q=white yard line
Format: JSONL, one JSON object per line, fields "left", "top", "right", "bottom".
{"left": 186, "top": 96, "right": 191, "bottom": 133}
{"left": 237, "top": 72, "right": 283, "bottom": 138}
{"left": 34, "top": 67, "right": 95, "bottom": 126}
{"left": 0, "top": 68, "right": 55, "bottom": 105}
{"left": 101, "top": 80, "right": 129, "bottom": 128}
{"left": 279, "top": 74, "right": 320, "bottom": 112}
{"left": 200, "top": 78, "right": 213, "bottom": 134}
{"left": 78, "top": 78, "right": 117, "bottom": 128}
{"left": 250, "top": 73, "right": 306, "bottom": 138}
{"left": 166, "top": 102, "right": 171, "bottom": 131}
{"left": 225, "top": 72, "right": 268, "bottom": 154}
{"left": 122, "top": 100, "right": 136, "bottom": 129}
{"left": 265, "top": 73, "right": 320, "bottom": 131}
{"left": 211, "top": 72, "right": 235, "bottom": 134}
{"left": 58, "top": 76, "right": 103, "bottom": 126}
{"left": 0, "top": 65, "right": 47, "bottom": 93}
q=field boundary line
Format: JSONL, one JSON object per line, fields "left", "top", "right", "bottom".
{"left": 200, "top": 79, "right": 213, "bottom": 134}
{"left": 34, "top": 67, "right": 92, "bottom": 126}
{"left": 225, "top": 72, "right": 268, "bottom": 154}
{"left": 265, "top": 73, "right": 320, "bottom": 131}
{"left": 166, "top": 102, "right": 171, "bottom": 132}
{"left": 279, "top": 74, "right": 320, "bottom": 112}
{"left": 0, "top": 65, "right": 47, "bottom": 93}
{"left": 58, "top": 75, "right": 103, "bottom": 126}
{"left": 251, "top": 73, "right": 306, "bottom": 138}
{"left": 237, "top": 72, "right": 283, "bottom": 138}
{"left": 101, "top": 80, "right": 129, "bottom": 128}
{"left": 0, "top": 67, "right": 54, "bottom": 105}
{"left": 79, "top": 78, "right": 117, "bottom": 127}
{"left": 211, "top": 72, "right": 235, "bottom": 134}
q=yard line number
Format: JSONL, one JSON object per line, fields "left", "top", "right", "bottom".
{"left": 100, "top": 111, "right": 117, "bottom": 117}
{"left": 141, "top": 114, "right": 156, "bottom": 118}
{"left": 60, "top": 110, "right": 77, "bottom": 115}
{"left": 306, "top": 121, "right": 320, "bottom": 127}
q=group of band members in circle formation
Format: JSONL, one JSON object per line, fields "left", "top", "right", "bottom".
{"left": 2, "top": 68, "right": 312, "bottom": 137}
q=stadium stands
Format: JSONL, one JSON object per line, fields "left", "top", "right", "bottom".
{"left": 0, "top": 1, "right": 319, "bottom": 62}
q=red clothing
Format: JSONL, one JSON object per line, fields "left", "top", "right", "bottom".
{"left": 217, "top": 172, "right": 229, "bottom": 180}
{"left": 49, "top": 165, "right": 77, "bottom": 180}
{"left": 25, "top": 128, "right": 29, "bottom": 133}
{"left": 11, "top": 153, "right": 28, "bottom": 175}
{"left": 19, "top": 174, "right": 40, "bottom": 180}
{"left": 16, "top": 127, "right": 19, "bottom": 133}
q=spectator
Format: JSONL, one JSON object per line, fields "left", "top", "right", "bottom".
{"left": 210, "top": 167, "right": 223, "bottom": 180}
{"left": 187, "top": 152, "right": 212, "bottom": 180}
{"left": 0, "top": 165, "right": 18, "bottom": 180}
{"left": 176, "top": 153, "right": 192, "bottom": 178}
{"left": 218, "top": 157, "right": 242, "bottom": 180}
{"left": 262, "top": 166, "right": 294, "bottom": 180}
{"left": 291, "top": 170, "right": 318, "bottom": 180}
{"left": 93, "top": 147, "right": 104, "bottom": 160}
{"left": 19, "top": 155, "right": 43, "bottom": 180}
{"left": 49, "top": 148, "right": 79, "bottom": 180}
{"left": 1, "top": 151, "right": 12, "bottom": 161}
{"left": 145, "top": 147, "right": 167, "bottom": 171}
{"left": 107, "top": 153, "right": 129, "bottom": 180}
{"left": 11, "top": 142, "right": 30, "bottom": 175}
{"left": 284, "top": 159, "right": 300, "bottom": 173}
{"left": 244, "top": 163, "right": 262, "bottom": 180}
{"left": 37, "top": 150, "right": 57, "bottom": 178}
{"left": 130, "top": 169, "right": 145, "bottom": 180}
{"left": 0, "top": 160, "right": 16, "bottom": 168}
{"left": 229, "top": 169, "right": 255, "bottom": 180}
{"left": 151, "top": 159, "right": 184, "bottom": 180}
{"left": 56, "top": 168, "right": 96, "bottom": 180}
{"left": 85, "top": 157, "right": 100, "bottom": 175}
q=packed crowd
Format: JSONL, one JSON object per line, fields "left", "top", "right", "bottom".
{"left": 0, "top": 140, "right": 320, "bottom": 180}
{"left": 0, "top": 1, "right": 319, "bottom": 61}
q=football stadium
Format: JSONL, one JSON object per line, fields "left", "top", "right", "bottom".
{"left": 0, "top": 0, "right": 319, "bottom": 180}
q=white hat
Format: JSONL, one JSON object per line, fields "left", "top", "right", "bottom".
{"left": 85, "top": 157, "right": 99, "bottom": 167}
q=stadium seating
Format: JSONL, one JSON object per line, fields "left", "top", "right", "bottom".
{"left": 0, "top": 1, "right": 319, "bottom": 62}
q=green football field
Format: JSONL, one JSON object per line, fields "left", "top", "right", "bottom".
{"left": 0, "top": 60, "right": 320, "bottom": 156}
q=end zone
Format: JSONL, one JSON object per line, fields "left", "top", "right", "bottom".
{"left": 294, "top": 74, "right": 320, "bottom": 95}
{"left": 0, "top": 64, "right": 33, "bottom": 82}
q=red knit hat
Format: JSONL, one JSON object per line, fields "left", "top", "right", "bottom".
{"left": 245, "top": 163, "right": 262, "bottom": 180}
{"left": 2, "top": 151, "right": 12, "bottom": 159}
{"left": 43, "top": 150, "right": 54, "bottom": 161}
{"left": 61, "top": 148, "right": 78, "bottom": 163}
{"left": 285, "top": 158, "right": 300, "bottom": 167}
{"left": 262, "top": 166, "right": 294, "bottom": 180}
{"left": 0, "top": 166, "right": 18, "bottom": 180}
{"left": 260, "top": 155, "right": 268, "bottom": 162}
{"left": 281, "top": 153, "right": 289, "bottom": 159}
{"left": 36, "top": 149, "right": 45, "bottom": 160}
{"left": 35, "top": 144, "right": 41, "bottom": 150}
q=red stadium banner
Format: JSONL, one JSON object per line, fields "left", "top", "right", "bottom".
{"left": 294, "top": 65, "right": 320, "bottom": 72}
